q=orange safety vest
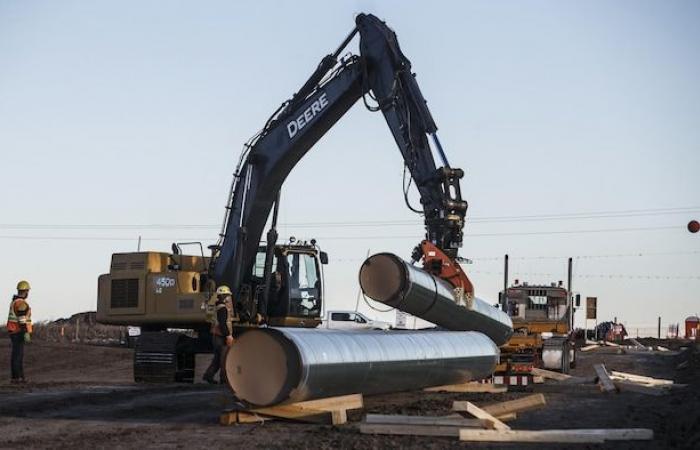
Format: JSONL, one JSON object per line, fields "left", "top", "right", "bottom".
{"left": 7, "top": 297, "right": 32, "bottom": 334}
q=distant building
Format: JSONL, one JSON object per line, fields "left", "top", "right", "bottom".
{"left": 685, "top": 316, "right": 699, "bottom": 339}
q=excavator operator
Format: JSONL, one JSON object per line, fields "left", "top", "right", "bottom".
{"left": 203, "top": 285, "right": 234, "bottom": 384}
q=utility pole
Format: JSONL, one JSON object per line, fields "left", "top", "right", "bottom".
{"left": 567, "top": 257, "right": 573, "bottom": 330}
{"left": 502, "top": 254, "right": 509, "bottom": 312}
{"left": 658, "top": 316, "right": 661, "bottom": 339}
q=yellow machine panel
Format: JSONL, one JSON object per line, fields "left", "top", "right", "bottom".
{"left": 97, "top": 252, "right": 209, "bottom": 327}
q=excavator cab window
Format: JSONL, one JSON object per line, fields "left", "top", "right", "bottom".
{"left": 264, "top": 249, "right": 322, "bottom": 319}
{"left": 252, "top": 251, "right": 277, "bottom": 278}
{"left": 285, "top": 252, "right": 321, "bottom": 317}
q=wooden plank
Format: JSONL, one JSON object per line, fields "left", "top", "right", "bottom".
{"left": 248, "top": 404, "right": 332, "bottom": 424}
{"left": 531, "top": 367, "right": 571, "bottom": 381}
{"left": 221, "top": 394, "right": 364, "bottom": 426}
{"left": 220, "top": 411, "right": 237, "bottom": 426}
{"left": 360, "top": 423, "right": 464, "bottom": 437}
{"left": 494, "top": 413, "right": 516, "bottom": 422}
{"left": 580, "top": 344, "right": 600, "bottom": 352}
{"left": 609, "top": 371, "right": 673, "bottom": 386}
{"left": 236, "top": 411, "right": 270, "bottom": 424}
{"left": 424, "top": 382, "right": 507, "bottom": 393}
{"left": 459, "top": 428, "right": 653, "bottom": 443}
{"left": 294, "top": 394, "right": 364, "bottom": 411}
{"left": 593, "top": 364, "right": 617, "bottom": 393}
{"left": 452, "top": 402, "right": 510, "bottom": 431}
{"left": 481, "top": 394, "right": 547, "bottom": 417}
{"left": 365, "top": 414, "right": 489, "bottom": 428}
{"left": 220, "top": 410, "right": 270, "bottom": 425}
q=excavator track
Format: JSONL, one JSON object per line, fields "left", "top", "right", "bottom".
{"left": 134, "top": 332, "right": 195, "bottom": 383}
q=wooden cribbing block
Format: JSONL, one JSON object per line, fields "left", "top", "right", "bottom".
{"left": 452, "top": 402, "right": 510, "bottom": 431}
{"left": 459, "top": 428, "right": 653, "bottom": 443}
{"left": 220, "top": 410, "right": 273, "bottom": 425}
{"left": 235, "top": 404, "right": 331, "bottom": 424}
{"left": 424, "top": 382, "right": 507, "bottom": 393}
{"left": 593, "top": 364, "right": 617, "bottom": 393}
{"left": 219, "top": 411, "right": 240, "bottom": 425}
{"left": 296, "top": 394, "right": 364, "bottom": 411}
{"left": 531, "top": 368, "right": 571, "bottom": 381}
{"left": 294, "top": 394, "right": 363, "bottom": 424}
{"left": 220, "top": 394, "right": 363, "bottom": 425}
{"left": 480, "top": 394, "right": 546, "bottom": 417}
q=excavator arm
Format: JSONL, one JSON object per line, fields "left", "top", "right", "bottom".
{"left": 211, "top": 13, "right": 469, "bottom": 302}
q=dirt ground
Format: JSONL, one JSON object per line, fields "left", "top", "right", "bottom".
{"left": 1, "top": 338, "right": 698, "bottom": 449}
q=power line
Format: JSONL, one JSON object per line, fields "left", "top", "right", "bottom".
{"left": 332, "top": 249, "right": 700, "bottom": 264}
{"left": 467, "top": 270, "right": 700, "bottom": 281}
{"left": 466, "top": 225, "right": 679, "bottom": 237}
{"left": 0, "top": 224, "right": 687, "bottom": 242}
{"left": 467, "top": 206, "right": 700, "bottom": 223}
{"left": 467, "top": 250, "right": 700, "bottom": 261}
{"left": 0, "top": 206, "right": 697, "bottom": 230}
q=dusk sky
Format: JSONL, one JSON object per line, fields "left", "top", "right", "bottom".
{"left": 1, "top": 1, "right": 698, "bottom": 334}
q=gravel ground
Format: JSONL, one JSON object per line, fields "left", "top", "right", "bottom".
{"left": 0, "top": 338, "right": 698, "bottom": 449}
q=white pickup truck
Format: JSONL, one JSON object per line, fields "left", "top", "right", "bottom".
{"left": 322, "top": 310, "right": 391, "bottom": 330}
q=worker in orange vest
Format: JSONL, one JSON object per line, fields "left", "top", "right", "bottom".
{"left": 7, "top": 280, "right": 33, "bottom": 383}
{"left": 203, "top": 285, "right": 234, "bottom": 384}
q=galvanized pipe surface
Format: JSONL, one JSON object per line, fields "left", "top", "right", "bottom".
{"left": 226, "top": 327, "right": 499, "bottom": 406}
{"left": 359, "top": 253, "right": 513, "bottom": 346}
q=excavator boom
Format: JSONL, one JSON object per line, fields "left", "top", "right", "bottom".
{"left": 212, "top": 14, "right": 468, "bottom": 303}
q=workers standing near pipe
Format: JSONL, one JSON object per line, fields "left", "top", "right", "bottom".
{"left": 203, "top": 285, "right": 235, "bottom": 384}
{"left": 7, "top": 280, "right": 33, "bottom": 384}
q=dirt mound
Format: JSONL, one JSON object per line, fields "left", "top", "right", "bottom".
{"left": 0, "top": 338, "right": 132, "bottom": 387}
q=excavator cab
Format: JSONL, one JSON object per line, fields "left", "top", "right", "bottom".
{"left": 250, "top": 242, "right": 326, "bottom": 327}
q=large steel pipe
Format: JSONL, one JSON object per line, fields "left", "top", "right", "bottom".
{"left": 359, "top": 253, "right": 513, "bottom": 346}
{"left": 226, "top": 327, "right": 499, "bottom": 406}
